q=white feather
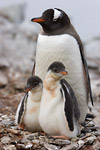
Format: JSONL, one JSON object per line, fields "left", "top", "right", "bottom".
{"left": 15, "top": 87, "right": 42, "bottom": 132}
{"left": 39, "top": 78, "right": 79, "bottom": 138}
{"left": 35, "top": 33, "right": 88, "bottom": 123}
{"left": 53, "top": 9, "right": 61, "bottom": 20}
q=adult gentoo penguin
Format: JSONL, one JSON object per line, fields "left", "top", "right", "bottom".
{"left": 31, "top": 8, "right": 93, "bottom": 123}
{"left": 39, "top": 62, "right": 80, "bottom": 138}
{"left": 15, "top": 76, "right": 43, "bottom": 132}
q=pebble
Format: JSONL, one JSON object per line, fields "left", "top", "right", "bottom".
{"left": 80, "top": 133, "right": 92, "bottom": 140}
{"left": 1, "top": 136, "right": 11, "bottom": 144}
{"left": 85, "top": 136, "right": 96, "bottom": 145}
{"left": 23, "top": 132, "right": 39, "bottom": 140}
{"left": 93, "top": 140, "right": 100, "bottom": 150}
{"left": 3, "top": 145, "right": 16, "bottom": 150}
{"left": 71, "top": 137, "right": 79, "bottom": 142}
{"left": 97, "top": 136, "right": 100, "bottom": 142}
{"left": 7, "top": 128, "right": 20, "bottom": 135}
{"left": 47, "top": 138, "right": 71, "bottom": 145}
{"left": 44, "top": 142, "right": 59, "bottom": 150}
{"left": 0, "top": 72, "right": 8, "bottom": 87}
{"left": 77, "top": 140, "right": 84, "bottom": 149}
{"left": 32, "top": 139, "right": 40, "bottom": 145}
{"left": 60, "top": 143, "right": 78, "bottom": 150}
{"left": 25, "top": 143, "right": 33, "bottom": 149}
{"left": 16, "top": 143, "right": 26, "bottom": 149}
{"left": 1, "top": 120, "right": 14, "bottom": 127}
{"left": 94, "top": 130, "right": 100, "bottom": 136}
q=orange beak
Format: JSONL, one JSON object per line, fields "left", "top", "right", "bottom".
{"left": 60, "top": 71, "right": 68, "bottom": 75}
{"left": 24, "top": 87, "right": 31, "bottom": 92}
{"left": 31, "top": 18, "right": 45, "bottom": 23}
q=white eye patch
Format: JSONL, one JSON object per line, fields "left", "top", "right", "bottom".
{"left": 53, "top": 9, "right": 61, "bottom": 21}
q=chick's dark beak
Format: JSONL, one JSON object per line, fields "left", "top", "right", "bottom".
{"left": 31, "top": 17, "right": 45, "bottom": 23}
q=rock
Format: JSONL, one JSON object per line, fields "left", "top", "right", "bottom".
{"left": 0, "top": 17, "right": 38, "bottom": 73}
{"left": 97, "top": 136, "right": 100, "bottom": 142}
{"left": 22, "top": 133, "right": 39, "bottom": 143}
{"left": 60, "top": 143, "right": 78, "bottom": 150}
{"left": 93, "top": 140, "right": 100, "bottom": 150}
{"left": 16, "top": 143, "right": 26, "bottom": 149}
{"left": 91, "top": 79, "right": 100, "bottom": 99}
{"left": 80, "top": 133, "right": 92, "bottom": 140}
{"left": 0, "top": 72, "right": 8, "bottom": 87}
{"left": 0, "top": 3, "right": 25, "bottom": 23}
{"left": 84, "top": 38, "right": 100, "bottom": 69}
{"left": 77, "top": 140, "right": 84, "bottom": 149}
{"left": 6, "top": 128, "right": 20, "bottom": 135}
{"left": 25, "top": 143, "right": 33, "bottom": 149}
{"left": 71, "top": 137, "right": 79, "bottom": 142}
{"left": 32, "top": 139, "right": 40, "bottom": 145}
{"left": 47, "top": 138, "right": 71, "bottom": 145}
{"left": 44, "top": 142, "right": 59, "bottom": 150}
{"left": 85, "top": 136, "right": 96, "bottom": 145}
{"left": 3, "top": 145, "right": 16, "bottom": 150}
{"left": 19, "top": 21, "right": 40, "bottom": 40}
{"left": 0, "top": 58, "right": 9, "bottom": 69}
{"left": 1, "top": 120, "right": 14, "bottom": 127}
{"left": 94, "top": 130, "right": 100, "bottom": 136}
{"left": 1, "top": 136, "right": 11, "bottom": 144}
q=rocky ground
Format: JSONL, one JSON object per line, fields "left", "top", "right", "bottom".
{"left": 0, "top": 3, "right": 100, "bottom": 150}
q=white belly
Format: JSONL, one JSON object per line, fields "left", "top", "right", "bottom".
{"left": 39, "top": 87, "right": 79, "bottom": 138}
{"left": 24, "top": 98, "right": 41, "bottom": 132}
{"left": 36, "top": 34, "right": 88, "bottom": 122}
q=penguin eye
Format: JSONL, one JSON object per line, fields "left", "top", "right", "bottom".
{"left": 53, "top": 68, "right": 58, "bottom": 72}
{"left": 53, "top": 18, "right": 57, "bottom": 21}
{"left": 34, "top": 82, "right": 37, "bottom": 86}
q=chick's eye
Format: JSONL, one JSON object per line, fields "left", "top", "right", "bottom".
{"left": 53, "top": 68, "right": 58, "bottom": 72}
{"left": 34, "top": 82, "right": 37, "bottom": 86}
{"left": 53, "top": 18, "right": 57, "bottom": 21}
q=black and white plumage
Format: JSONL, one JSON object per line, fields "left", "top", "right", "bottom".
{"left": 60, "top": 79, "right": 80, "bottom": 131}
{"left": 16, "top": 93, "right": 28, "bottom": 126}
{"left": 15, "top": 76, "right": 43, "bottom": 132}
{"left": 31, "top": 8, "right": 93, "bottom": 123}
{"left": 39, "top": 62, "right": 80, "bottom": 138}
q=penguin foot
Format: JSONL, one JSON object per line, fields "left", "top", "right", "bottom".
{"left": 52, "top": 135, "right": 70, "bottom": 140}
{"left": 18, "top": 123, "right": 25, "bottom": 130}
{"left": 40, "top": 131, "right": 46, "bottom": 136}
{"left": 85, "top": 113, "right": 95, "bottom": 119}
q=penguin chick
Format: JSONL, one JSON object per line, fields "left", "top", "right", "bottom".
{"left": 39, "top": 62, "right": 80, "bottom": 138}
{"left": 15, "top": 76, "right": 43, "bottom": 132}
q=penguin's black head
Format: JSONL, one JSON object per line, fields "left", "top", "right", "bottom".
{"left": 31, "top": 8, "right": 70, "bottom": 33}
{"left": 48, "top": 62, "right": 68, "bottom": 78}
{"left": 24, "top": 76, "right": 42, "bottom": 92}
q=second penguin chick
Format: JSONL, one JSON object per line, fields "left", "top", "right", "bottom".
{"left": 15, "top": 76, "right": 43, "bottom": 132}
{"left": 39, "top": 62, "right": 80, "bottom": 138}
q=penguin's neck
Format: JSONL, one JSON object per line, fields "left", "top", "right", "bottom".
{"left": 44, "top": 73, "right": 60, "bottom": 91}
{"left": 28, "top": 89, "right": 42, "bottom": 102}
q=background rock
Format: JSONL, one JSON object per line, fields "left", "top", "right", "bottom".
{"left": 0, "top": 17, "right": 39, "bottom": 73}
{"left": 84, "top": 37, "right": 100, "bottom": 70}
{"left": 0, "top": 3, "right": 25, "bottom": 23}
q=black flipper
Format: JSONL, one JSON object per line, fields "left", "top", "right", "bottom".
{"left": 16, "top": 92, "right": 28, "bottom": 124}
{"left": 60, "top": 79, "right": 80, "bottom": 131}
{"left": 75, "top": 33, "right": 93, "bottom": 106}
{"left": 79, "top": 46, "right": 93, "bottom": 106}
